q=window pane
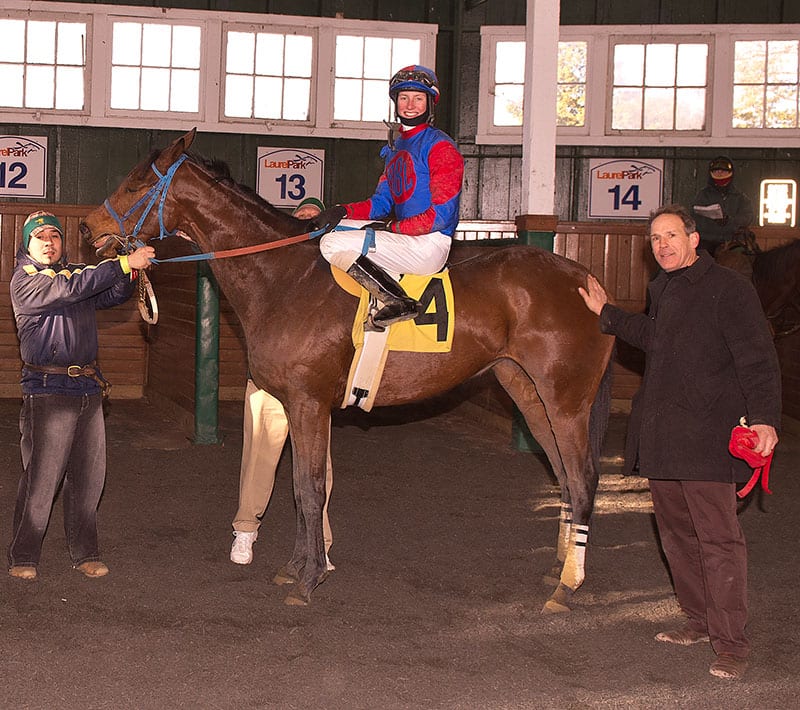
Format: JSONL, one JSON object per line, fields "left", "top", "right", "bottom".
{"left": 675, "top": 87, "right": 705, "bottom": 130}
{"left": 27, "top": 21, "right": 56, "bottom": 64}
{"left": 57, "top": 23, "right": 86, "bottom": 65}
{"left": 612, "top": 88, "right": 642, "bottom": 129}
{"left": 171, "top": 68, "right": 199, "bottom": 112}
{"left": 113, "top": 23, "right": 141, "bottom": 65}
{"left": 110, "top": 66, "right": 141, "bottom": 108}
{"left": 614, "top": 45, "right": 644, "bottom": 85}
{"left": 494, "top": 84, "right": 524, "bottom": 126}
{"left": 334, "top": 77, "right": 362, "bottom": 120}
{"left": 25, "top": 65, "right": 55, "bottom": 108}
{"left": 142, "top": 24, "right": 171, "bottom": 68}
{"left": 172, "top": 25, "right": 201, "bottom": 69}
{"left": 362, "top": 79, "right": 388, "bottom": 121}
{"left": 765, "top": 84, "right": 798, "bottom": 127}
{"left": 285, "top": 35, "right": 312, "bottom": 77}
{"left": 732, "top": 84, "right": 764, "bottom": 128}
{"left": 336, "top": 36, "right": 363, "bottom": 78}
{"left": 768, "top": 40, "right": 798, "bottom": 83}
{"left": 496, "top": 41, "right": 525, "bottom": 83}
{"left": 283, "top": 77, "right": 310, "bottom": 120}
{"left": 392, "top": 38, "right": 420, "bottom": 71}
{"left": 645, "top": 44, "right": 676, "bottom": 87}
{"left": 56, "top": 66, "right": 84, "bottom": 109}
{"left": 225, "top": 74, "right": 253, "bottom": 117}
{"left": 227, "top": 32, "right": 254, "bottom": 74}
{"left": 734, "top": 41, "right": 765, "bottom": 84}
{"left": 0, "top": 64, "right": 24, "bottom": 106}
{"left": 140, "top": 67, "right": 170, "bottom": 110}
{"left": 364, "top": 37, "right": 391, "bottom": 79}
{"left": 0, "top": 20, "right": 25, "bottom": 62}
{"left": 643, "top": 87, "right": 674, "bottom": 129}
{"left": 254, "top": 75, "right": 282, "bottom": 118}
{"left": 255, "top": 34, "right": 284, "bottom": 76}
{"left": 677, "top": 44, "right": 707, "bottom": 86}
{"left": 557, "top": 84, "right": 585, "bottom": 127}
{"left": 558, "top": 41, "right": 586, "bottom": 83}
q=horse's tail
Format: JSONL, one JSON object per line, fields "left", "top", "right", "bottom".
{"left": 589, "top": 348, "right": 615, "bottom": 469}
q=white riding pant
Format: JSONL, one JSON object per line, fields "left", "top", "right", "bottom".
{"left": 319, "top": 219, "right": 452, "bottom": 277}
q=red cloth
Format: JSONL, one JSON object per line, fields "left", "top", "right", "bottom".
{"left": 728, "top": 426, "right": 773, "bottom": 498}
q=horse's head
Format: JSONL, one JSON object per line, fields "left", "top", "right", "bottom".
{"left": 80, "top": 128, "right": 197, "bottom": 258}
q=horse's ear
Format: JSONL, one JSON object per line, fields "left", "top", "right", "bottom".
{"left": 155, "top": 128, "right": 196, "bottom": 170}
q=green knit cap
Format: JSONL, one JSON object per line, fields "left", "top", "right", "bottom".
{"left": 22, "top": 211, "right": 63, "bottom": 250}
{"left": 294, "top": 196, "right": 325, "bottom": 213}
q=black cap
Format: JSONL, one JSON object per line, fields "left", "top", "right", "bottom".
{"left": 709, "top": 156, "right": 733, "bottom": 172}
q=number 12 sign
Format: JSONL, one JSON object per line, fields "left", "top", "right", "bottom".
{"left": 588, "top": 158, "right": 663, "bottom": 220}
{"left": 0, "top": 135, "right": 47, "bottom": 198}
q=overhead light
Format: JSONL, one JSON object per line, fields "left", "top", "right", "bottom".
{"left": 759, "top": 179, "right": 797, "bottom": 227}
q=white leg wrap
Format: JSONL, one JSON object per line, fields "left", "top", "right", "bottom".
{"left": 556, "top": 502, "right": 573, "bottom": 563}
{"left": 561, "top": 523, "right": 589, "bottom": 590}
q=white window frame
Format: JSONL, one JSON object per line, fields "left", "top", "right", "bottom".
{"left": 1, "top": 1, "right": 436, "bottom": 140}
{"left": 478, "top": 23, "right": 800, "bottom": 148}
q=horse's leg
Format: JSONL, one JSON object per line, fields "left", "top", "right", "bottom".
{"left": 277, "top": 403, "right": 331, "bottom": 606}
{"left": 492, "top": 360, "right": 571, "bottom": 586}
{"left": 494, "top": 358, "right": 602, "bottom": 614}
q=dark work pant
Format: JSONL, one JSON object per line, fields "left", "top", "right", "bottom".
{"left": 9, "top": 393, "right": 107, "bottom": 568}
{"left": 649, "top": 479, "right": 749, "bottom": 658}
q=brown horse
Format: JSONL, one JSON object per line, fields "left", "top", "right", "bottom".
{"left": 80, "top": 129, "right": 615, "bottom": 611}
{"left": 715, "top": 236, "right": 800, "bottom": 337}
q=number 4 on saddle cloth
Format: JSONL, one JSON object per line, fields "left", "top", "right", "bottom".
{"left": 331, "top": 266, "right": 455, "bottom": 411}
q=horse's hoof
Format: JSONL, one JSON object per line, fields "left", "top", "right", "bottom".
{"left": 284, "top": 588, "right": 311, "bottom": 606}
{"left": 273, "top": 566, "right": 298, "bottom": 586}
{"left": 541, "top": 598, "right": 571, "bottom": 614}
{"left": 541, "top": 582, "right": 574, "bottom": 614}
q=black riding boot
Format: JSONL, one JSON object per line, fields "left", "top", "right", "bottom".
{"left": 346, "top": 255, "right": 421, "bottom": 328}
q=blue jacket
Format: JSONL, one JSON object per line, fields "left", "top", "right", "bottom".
{"left": 11, "top": 243, "right": 137, "bottom": 395}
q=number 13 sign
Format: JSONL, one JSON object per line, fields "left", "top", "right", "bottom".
{"left": 257, "top": 147, "right": 324, "bottom": 210}
{"left": 588, "top": 158, "right": 663, "bottom": 220}
{"left": 0, "top": 136, "right": 47, "bottom": 198}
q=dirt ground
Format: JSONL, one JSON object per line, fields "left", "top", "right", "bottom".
{"left": 0, "top": 395, "right": 797, "bottom": 710}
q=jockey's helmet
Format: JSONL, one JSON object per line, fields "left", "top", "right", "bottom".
{"left": 389, "top": 65, "right": 440, "bottom": 125}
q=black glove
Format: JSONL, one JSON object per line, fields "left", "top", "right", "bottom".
{"left": 362, "top": 221, "right": 391, "bottom": 232}
{"left": 308, "top": 205, "right": 347, "bottom": 233}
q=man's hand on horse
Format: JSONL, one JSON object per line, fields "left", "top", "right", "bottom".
{"left": 308, "top": 205, "right": 347, "bottom": 234}
{"left": 578, "top": 274, "right": 608, "bottom": 316}
{"left": 127, "top": 245, "right": 156, "bottom": 270}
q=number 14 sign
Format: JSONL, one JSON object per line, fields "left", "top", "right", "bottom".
{"left": 588, "top": 158, "right": 663, "bottom": 220}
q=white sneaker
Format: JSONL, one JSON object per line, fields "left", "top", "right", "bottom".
{"left": 230, "top": 531, "right": 257, "bottom": 564}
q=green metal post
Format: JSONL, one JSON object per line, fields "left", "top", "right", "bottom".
{"left": 194, "top": 262, "right": 222, "bottom": 444}
{"left": 511, "top": 214, "right": 559, "bottom": 453}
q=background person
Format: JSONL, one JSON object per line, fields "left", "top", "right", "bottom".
{"left": 230, "top": 198, "right": 334, "bottom": 568}
{"left": 578, "top": 204, "right": 780, "bottom": 681}
{"left": 691, "top": 156, "right": 755, "bottom": 255}
{"left": 8, "top": 211, "right": 155, "bottom": 581}
{"left": 309, "top": 65, "right": 464, "bottom": 329}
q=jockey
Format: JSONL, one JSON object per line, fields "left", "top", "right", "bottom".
{"left": 311, "top": 65, "right": 464, "bottom": 329}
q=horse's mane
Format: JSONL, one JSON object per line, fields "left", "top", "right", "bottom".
{"left": 189, "top": 153, "right": 299, "bottom": 227}
{"left": 753, "top": 239, "right": 800, "bottom": 283}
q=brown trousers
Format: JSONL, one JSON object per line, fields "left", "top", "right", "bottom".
{"left": 649, "top": 479, "right": 749, "bottom": 658}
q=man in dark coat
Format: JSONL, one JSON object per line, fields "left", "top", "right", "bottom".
{"left": 579, "top": 204, "right": 781, "bottom": 681}
{"left": 691, "top": 155, "right": 754, "bottom": 254}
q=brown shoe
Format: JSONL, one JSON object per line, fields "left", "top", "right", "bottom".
{"left": 75, "top": 561, "right": 109, "bottom": 578}
{"left": 9, "top": 565, "right": 37, "bottom": 581}
{"left": 710, "top": 653, "right": 748, "bottom": 680}
{"left": 655, "top": 625, "right": 710, "bottom": 645}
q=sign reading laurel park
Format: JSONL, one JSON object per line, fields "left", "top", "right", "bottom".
{"left": 0, "top": 135, "right": 48, "bottom": 198}
{"left": 256, "top": 148, "right": 325, "bottom": 211}
{"left": 588, "top": 158, "right": 664, "bottom": 220}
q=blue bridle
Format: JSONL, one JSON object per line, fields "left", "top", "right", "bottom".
{"left": 102, "top": 154, "right": 188, "bottom": 250}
